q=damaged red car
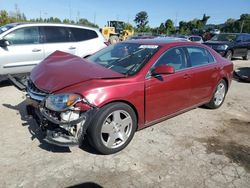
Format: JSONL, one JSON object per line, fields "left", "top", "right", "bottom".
{"left": 13, "top": 39, "right": 233, "bottom": 154}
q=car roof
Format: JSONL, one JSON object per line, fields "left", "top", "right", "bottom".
{"left": 189, "top": 35, "right": 202, "bottom": 38}
{"left": 5, "top": 22, "right": 98, "bottom": 30}
{"left": 217, "top": 33, "right": 250, "bottom": 36}
{"left": 2, "top": 23, "right": 22, "bottom": 27}
{"left": 122, "top": 37, "right": 193, "bottom": 46}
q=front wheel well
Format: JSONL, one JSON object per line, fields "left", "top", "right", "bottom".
{"left": 99, "top": 100, "right": 139, "bottom": 128}
{"left": 222, "top": 77, "right": 229, "bottom": 93}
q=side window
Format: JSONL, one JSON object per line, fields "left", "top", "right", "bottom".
{"left": 189, "top": 37, "right": 201, "bottom": 42}
{"left": 243, "top": 35, "right": 250, "bottom": 42}
{"left": 154, "top": 48, "right": 187, "bottom": 71}
{"left": 43, "top": 26, "right": 72, "bottom": 43}
{"left": 187, "top": 47, "right": 215, "bottom": 67}
{"left": 237, "top": 35, "right": 244, "bottom": 42}
{"left": 70, "top": 28, "right": 98, "bottom": 41}
{"left": 4, "top": 27, "right": 39, "bottom": 45}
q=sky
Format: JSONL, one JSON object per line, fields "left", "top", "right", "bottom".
{"left": 0, "top": 0, "right": 249, "bottom": 27}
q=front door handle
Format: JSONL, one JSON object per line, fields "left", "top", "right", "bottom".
{"left": 69, "top": 46, "right": 76, "bottom": 50}
{"left": 32, "top": 49, "right": 41, "bottom": 52}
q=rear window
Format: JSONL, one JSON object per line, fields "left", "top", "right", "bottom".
{"left": 186, "top": 47, "right": 215, "bottom": 67}
{"left": 43, "top": 26, "right": 72, "bottom": 43}
{"left": 243, "top": 35, "right": 250, "bottom": 42}
{"left": 69, "top": 28, "right": 98, "bottom": 41}
{"left": 210, "top": 34, "right": 237, "bottom": 42}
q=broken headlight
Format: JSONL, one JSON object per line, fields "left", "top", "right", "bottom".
{"left": 45, "top": 93, "right": 81, "bottom": 112}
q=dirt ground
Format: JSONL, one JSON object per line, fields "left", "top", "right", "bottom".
{"left": 0, "top": 58, "right": 249, "bottom": 188}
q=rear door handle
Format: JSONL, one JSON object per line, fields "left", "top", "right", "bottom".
{"left": 32, "top": 48, "right": 41, "bottom": 52}
{"left": 69, "top": 46, "right": 76, "bottom": 50}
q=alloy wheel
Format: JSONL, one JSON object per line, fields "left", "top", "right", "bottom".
{"left": 101, "top": 110, "right": 133, "bottom": 149}
{"left": 214, "top": 82, "right": 226, "bottom": 106}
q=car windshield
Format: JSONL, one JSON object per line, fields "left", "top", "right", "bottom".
{"left": 210, "top": 34, "right": 237, "bottom": 42}
{"left": 87, "top": 43, "right": 159, "bottom": 76}
{"left": 0, "top": 24, "right": 15, "bottom": 34}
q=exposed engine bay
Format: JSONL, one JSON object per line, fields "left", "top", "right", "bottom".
{"left": 10, "top": 75, "right": 98, "bottom": 147}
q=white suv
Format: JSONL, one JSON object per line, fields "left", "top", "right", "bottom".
{"left": 0, "top": 22, "right": 107, "bottom": 81}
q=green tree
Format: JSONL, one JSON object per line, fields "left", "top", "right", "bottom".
{"left": 164, "top": 19, "right": 174, "bottom": 35}
{"left": 179, "top": 14, "right": 210, "bottom": 34}
{"left": 63, "top": 19, "right": 70, "bottom": 24}
{"left": 201, "top": 14, "right": 210, "bottom": 26}
{"left": 134, "top": 11, "right": 149, "bottom": 32}
{"left": 124, "top": 23, "right": 133, "bottom": 31}
{"left": 158, "top": 23, "right": 165, "bottom": 34}
{"left": 179, "top": 21, "right": 190, "bottom": 34}
{"left": 0, "top": 10, "right": 9, "bottom": 25}
{"left": 77, "top": 18, "right": 98, "bottom": 28}
{"left": 53, "top": 17, "right": 61, "bottom": 23}
{"left": 239, "top": 14, "right": 250, "bottom": 33}
{"left": 223, "top": 18, "right": 236, "bottom": 32}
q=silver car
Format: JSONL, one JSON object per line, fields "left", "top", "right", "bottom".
{"left": 187, "top": 35, "right": 204, "bottom": 43}
{"left": 0, "top": 23, "right": 107, "bottom": 81}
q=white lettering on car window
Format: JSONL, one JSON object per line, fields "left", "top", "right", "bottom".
{"left": 139, "top": 45, "right": 158, "bottom": 49}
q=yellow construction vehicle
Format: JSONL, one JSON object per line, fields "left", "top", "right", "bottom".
{"left": 101, "top": 21, "right": 134, "bottom": 44}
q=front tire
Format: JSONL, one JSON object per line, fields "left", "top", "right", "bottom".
{"left": 243, "top": 50, "right": 250, "bottom": 60}
{"left": 225, "top": 50, "right": 232, "bottom": 60}
{"left": 205, "top": 80, "right": 227, "bottom": 109}
{"left": 88, "top": 102, "right": 137, "bottom": 154}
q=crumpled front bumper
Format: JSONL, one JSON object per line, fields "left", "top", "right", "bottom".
{"left": 8, "top": 74, "right": 98, "bottom": 147}
{"left": 27, "top": 102, "right": 98, "bottom": 147}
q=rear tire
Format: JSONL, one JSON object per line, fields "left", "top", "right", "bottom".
{"left": 205, "top": 80, "right": 227, "bottom": 109}
{"left": 243, "top": 50, "right": 250, "bottom": 60}
{"left": 88, "top": 102, "right": 137, "bottom": 154}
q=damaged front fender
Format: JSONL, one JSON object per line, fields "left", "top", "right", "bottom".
{"left": 29, "top": 102, "right": 99, "bottom": 147}
{"left": 43, "top": 107, "right": 99, "bottom": 147}
{"left": 8, "top": 74, "right": 100, "bottom": 147}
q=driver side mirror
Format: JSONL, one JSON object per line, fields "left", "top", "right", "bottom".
{"left": 0, "top": 39, "right": 10, "bottom": 48}
{"left": 152, "top": 64, "right": 175, "bottom": 76}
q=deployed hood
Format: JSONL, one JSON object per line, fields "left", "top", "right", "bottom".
{"left": 31, "top": 51, "right": 124, "bottom": 93}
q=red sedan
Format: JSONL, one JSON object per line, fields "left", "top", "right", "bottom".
{"left": 23, "top": 39, "right": 233, "bottom": 154}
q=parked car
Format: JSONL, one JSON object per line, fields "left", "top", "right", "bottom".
{"left": 204, "top": 33, "right": 250, "bottom": 60}
{"left": 0, "top": 22, "right": 107, "bottom": 82}
{"left": 170, "top": 34, "right": 188, "bottom": 39}
{"left": 187, "top": 35, "right": 204, "bottom": 43}
{"left": 210, "top": 29, "right": 220, "bottom": 35}
{"left": 127, "top": 33, "right": 158, "bottom": 40}
{"left": 11, "top": 39, "right": 233, "bottom": 154}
